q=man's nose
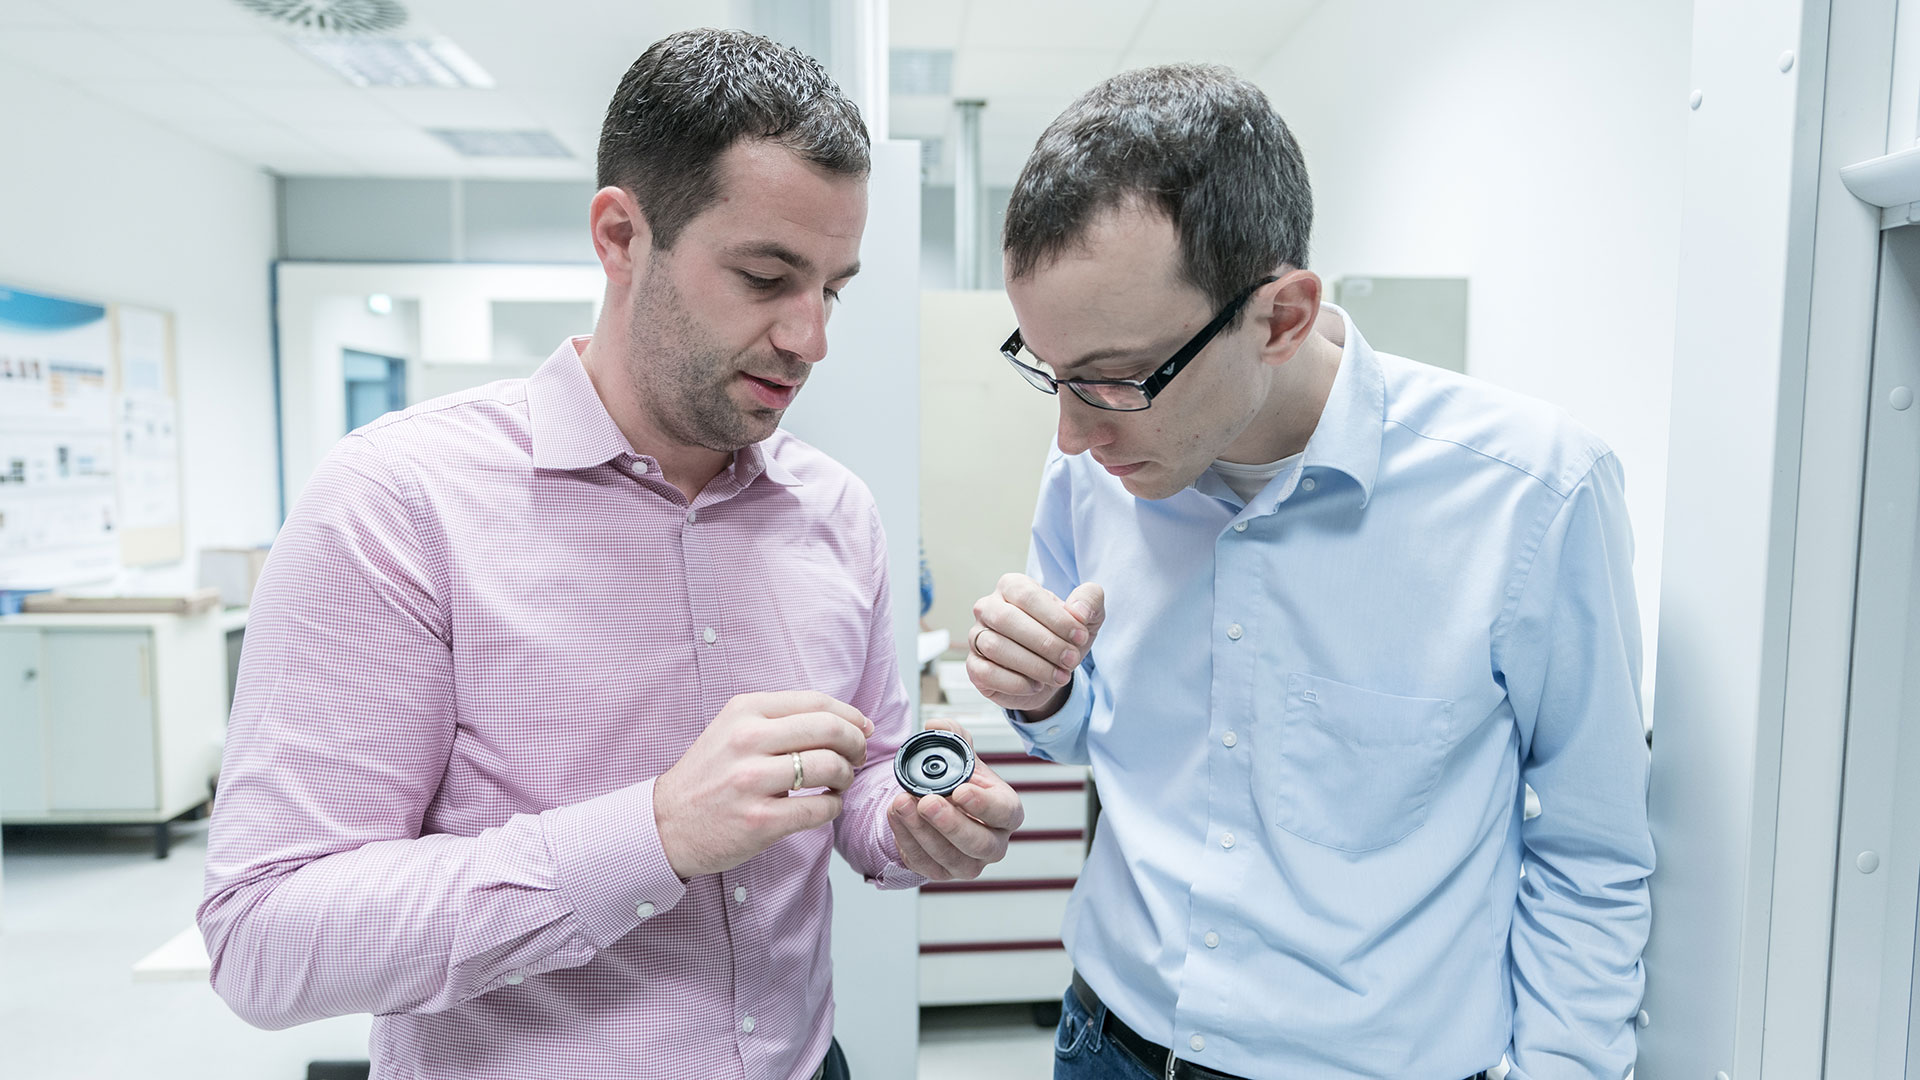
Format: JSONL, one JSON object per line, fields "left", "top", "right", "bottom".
{"left": 771, "top": 292, "right": 830, "bottom": 365}
{"left": 1055, "top": 395, "right": 1114, "bottom": 456}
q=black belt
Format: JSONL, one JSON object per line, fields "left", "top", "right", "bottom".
{"left": 1071, "top": 971, "right": 1489, "bottom": 1080}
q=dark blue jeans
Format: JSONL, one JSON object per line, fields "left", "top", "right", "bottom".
{"left": 819, "top": 1036, "right": 850, "bottom": 1080}
{"left": 1051, "top": 987, "right": 1156, "bottom": 1080}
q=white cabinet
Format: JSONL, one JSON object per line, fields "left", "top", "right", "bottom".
{"left": 918, "top": 701, "right": 1090, "bottom": 1009}
{"left": 0, "top": 613, "right": 227, "bottom": 856}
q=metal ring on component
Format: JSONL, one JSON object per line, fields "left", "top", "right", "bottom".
{"left": 894, "top": 729, "right": 976, "bottom": 797}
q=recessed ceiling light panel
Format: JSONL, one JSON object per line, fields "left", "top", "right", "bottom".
{"left": 428, "top": 130, "right": 573, "bottom": 158}
{"left": 235, "top": 0, "right": 408, "bottom": 34}
{"left": 293, "top": 36, "right": 496, "bottom": 89}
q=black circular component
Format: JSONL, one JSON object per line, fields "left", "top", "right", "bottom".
{"left": 894, "top": 728, "right": 975, "bottom": 797}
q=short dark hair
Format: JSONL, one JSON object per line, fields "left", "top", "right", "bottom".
{"left": 1003, "top": 65, "right": 1312, "bottom": 315}
{"left": 597, "top": 28, "right": 871, "bottom": 250}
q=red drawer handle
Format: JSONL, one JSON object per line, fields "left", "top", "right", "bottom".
{"left": 920, "top": 939, "right": 1065, "bottom": 955}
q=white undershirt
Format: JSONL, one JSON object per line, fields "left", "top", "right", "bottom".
{"left": 1209, "top": 452, "right": 1302, "bottom": 504}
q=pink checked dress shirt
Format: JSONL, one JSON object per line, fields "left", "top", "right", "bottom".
{"left": 199, "top": 337, "right": 922, "bottom": 1080}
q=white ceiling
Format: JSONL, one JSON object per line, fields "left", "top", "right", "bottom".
{"left": 0, "top": 0, "right": 1324, "bottom": 185}
{"left": 892, "top": 0, "right": 1326, "bottom": 186}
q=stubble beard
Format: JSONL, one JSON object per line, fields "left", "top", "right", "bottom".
{"left": 627, "top": 266, "right": 784, "bottom": 455}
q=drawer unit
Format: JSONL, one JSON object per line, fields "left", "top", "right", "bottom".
{"left": 0, "top": 612, "right": 228, "bottom": 856}
{"left": 915, "top": 701, "right": 1092, "bottom": 1008}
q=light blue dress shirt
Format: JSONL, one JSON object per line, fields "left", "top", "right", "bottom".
{"left": 1012, "top": 308, "right": 1654, "bottom": 1080}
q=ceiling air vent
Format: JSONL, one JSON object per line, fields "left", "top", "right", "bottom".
{"left": 234, "top": 0, "right": 408, "bottom": 34}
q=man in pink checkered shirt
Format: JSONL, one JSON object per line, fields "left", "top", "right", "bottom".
{"left": 198, "top": 29, "right": 1023, "bottom": 1080}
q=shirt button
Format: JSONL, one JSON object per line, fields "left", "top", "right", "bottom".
{"left": 1204, "top": 932, "right": 1219, "bottom": 948}
{"left": 703, "top": 627, "right": 718, "bottom": 645}
{"left": 1232, "top": 521, "right": 1248, "bottom": 532}
{"left": 504, "top": 972, "right": 524, "bottom": 985}
{"left": 686, "top": 509, "right": 697, "bottom": 524}
{"left": 741, "top": 1016, "right": 756, "bottom": 1034}
{"left": 1301, "top": 477, "right": 1317, "bottom": 492}
{"left": 734, "top": 886, "right": 747, "bottom": 904}
{"left": 636, "top": 901, "right": 655, "bottom": 918}
{"left": 1226, "top": 623, "right": 1243, "bottom": 641}
{"left": 1189, "top": 1034, "right": 1206, "bottom": 1052}
{"left": 1044, "top": 725, "right": 1061, "bottom": 737}
{"left": 1221, "top": 832, "right": 1236, "bottom": 850}
{"left": 1222, "top": 731, "right": 1237, "bottom": 748}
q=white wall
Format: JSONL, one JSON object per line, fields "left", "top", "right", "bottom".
{"left": 0, "top": 67, "right": 281, "bottom": 580}
{"left": 1256, "top": 0, "right": 1691, "bottom": 706}
{"left": 919, "top": 290, "right": 1058, "bottom": 647}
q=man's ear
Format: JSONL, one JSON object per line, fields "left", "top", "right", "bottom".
{"left": 1256, "top": 269, "right": 1323, "bottom": 369}
{"left": 589, "top": 186, "right": 652, "bottom": 287}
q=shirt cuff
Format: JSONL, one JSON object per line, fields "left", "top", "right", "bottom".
{"left": 540, "top": 777, "right": 688, "bottom": 949}
{"left": 1007, "top": 672, "right": 1092, "bottom": 749}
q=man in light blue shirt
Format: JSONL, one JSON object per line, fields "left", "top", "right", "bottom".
{"left": 961, "top": 65, "right": 1653, "bottom": 1080}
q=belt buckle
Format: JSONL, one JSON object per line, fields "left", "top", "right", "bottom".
{"left": 1163, "top": 1052, "right": 1178, "bottom": 1080}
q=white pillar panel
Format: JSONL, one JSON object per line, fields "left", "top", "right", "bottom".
{"left": 783, "top": 138, "right": 923, "bottom": 1080}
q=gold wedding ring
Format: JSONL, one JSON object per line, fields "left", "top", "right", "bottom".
{"left": 791, "top": 751, "right": 805, "bottom": 791}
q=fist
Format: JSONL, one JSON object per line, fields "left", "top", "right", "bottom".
{"left": 966, "top": 574, "right": 1105, "bottom": 717}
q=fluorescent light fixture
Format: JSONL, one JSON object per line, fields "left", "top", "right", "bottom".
{"left": 294, "top": 36, "right": 494, "bottom": 89}
{"left": 428, "top": 129, "right": 572, "bottom": 159}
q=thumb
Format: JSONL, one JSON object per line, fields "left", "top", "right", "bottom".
{"left": 1065, "top": 582, "right": 1106, "bottom": 632}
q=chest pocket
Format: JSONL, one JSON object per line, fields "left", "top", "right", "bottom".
{"left": 1253, "top": 673, "right": 1455, "bottom": 853}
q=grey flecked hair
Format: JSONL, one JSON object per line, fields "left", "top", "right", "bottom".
{"left": 598, "top": 28, "right": 870, "bottom": 250}
{"left": 1003, "top": 65, "right": 1312, "bottom": 315}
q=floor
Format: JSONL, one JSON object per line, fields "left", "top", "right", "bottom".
{"left": 0, "top": 821, "right": 1054, "bottom": 1080}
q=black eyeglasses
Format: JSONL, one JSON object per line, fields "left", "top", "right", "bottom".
{"left": 1000, "top": 276, "right": 1278, "bottom": 412}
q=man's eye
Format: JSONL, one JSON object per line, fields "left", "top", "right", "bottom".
{"left": 739, "top": 272, "right": 780, "bottom": 290}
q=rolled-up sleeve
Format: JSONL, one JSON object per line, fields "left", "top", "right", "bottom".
{"left": 198, "top": 434, "right": 685, "bottom": 1030}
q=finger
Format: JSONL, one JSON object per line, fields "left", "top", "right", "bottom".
{"left": 742, "top": 692, "right": 875, "bottom": 737}
{"left": 973, "top": 616, "right": 1072, "bottom": 687}
{"left": 888, "top": 801, "right": 952, "bottom": 881}
{"left": 769, "top": 790, "right": 843, "bottom": 834}
{"left": 918, "top": 793, "right": 1009, "bottom": 862}
{"left": 892, "top": 799, "right": 982, "bottom": 878}
{"left": 775, "top": 747, "right": 855, "bottom": 793}
{"left": 1063, "top": 583, "right": 1106, "bottom": 634}
{"left": 755, "top": 712, "right": 871, "bottom": 767}
{"left": 918, "top": 715, "right": 975, "bottom": 748}
{"left": 995, "top": 573, "right": 1093, "bottom": 647}
{"left": 979, "top": 589, "right": 1084, "bottom": 664}
{"left": 907, "top": 796, "right": 989, "bottom": 875}
{"left": 947, "top": 768, "right": 1026, "bottom": 833}
{"left": 966, "top": 649, "right": 1049, "bottom": 699}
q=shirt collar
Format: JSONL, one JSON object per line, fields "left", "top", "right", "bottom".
{"left": 527, "top": 336, "right": 802, "bottom": 488}
{"left": 528, "top": 337, "right": 636, "bottom": 471}
{"left": 1296, "top": 302, "right": 1384, "bottom": 507}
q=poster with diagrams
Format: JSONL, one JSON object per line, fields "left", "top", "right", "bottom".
{"left": 113, "top": 305, "right": 184, "bottom": 563}
{"left": 0, "top": 286, "right": 185, "bottom": 589}
{"left": 0, "top": 286, "right": 120, "bottom": 588}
